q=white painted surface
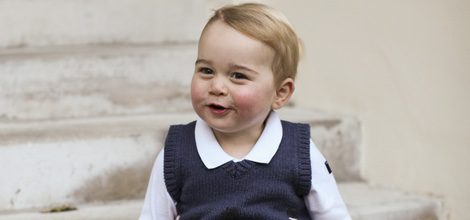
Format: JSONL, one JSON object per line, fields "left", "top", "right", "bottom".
{"left": 268, "top": 0, "right": 469, "bottom": 219}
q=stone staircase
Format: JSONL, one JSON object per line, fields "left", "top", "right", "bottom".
{"left": 0, "top": 0, "right": 445, "bottom": 219}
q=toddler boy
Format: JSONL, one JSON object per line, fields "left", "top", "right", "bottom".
{"left": 140, "top": 3, "right": 350, "bottom": 219}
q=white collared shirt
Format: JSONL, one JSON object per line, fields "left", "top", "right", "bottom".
{"left": 140, "top": 111, "right": 351, "bottom": 220}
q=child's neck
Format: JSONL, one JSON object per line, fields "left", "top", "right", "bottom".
{"left": 212, "top": 124, "right": 264, "bottom": 160}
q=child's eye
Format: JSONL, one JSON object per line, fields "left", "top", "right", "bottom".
{"left": 199, "top": 67, "right": 214, "bottom": 75}
{"left": 230, "top": 72, "right": 248, "bottom": 80}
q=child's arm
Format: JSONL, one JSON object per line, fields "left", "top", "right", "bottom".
{"left": 139, "top": 150, "right": 177, "bottom": 220}
{"left": 304, "top": 139, "right": 351, "bottom": 220}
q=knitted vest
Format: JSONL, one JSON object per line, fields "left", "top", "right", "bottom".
{"left": 164, "top": 120, "right": 312, "bottom": 220}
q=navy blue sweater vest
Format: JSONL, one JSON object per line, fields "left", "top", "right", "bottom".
{"left": 164, "top": 120, "right": 312, "bottom": 220}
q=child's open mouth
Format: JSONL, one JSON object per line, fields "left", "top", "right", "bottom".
{"left": 208, "top": 103, "right": 230, "bottom": 114}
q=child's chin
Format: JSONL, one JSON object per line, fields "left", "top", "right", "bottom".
{"left": 207, "top": 122, "right": 236, "bottom": 133}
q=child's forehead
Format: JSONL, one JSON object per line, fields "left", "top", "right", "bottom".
{"left": 199, "top": 20, "right": 274, "bottom": 62}
{"left": 201, "top": 20, "right": 246, "bottom": 40}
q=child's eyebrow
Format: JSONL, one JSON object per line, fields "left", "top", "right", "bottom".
{"left": 229, "top": 64, "right": 258, "bottom": 75}
{"left": 195, "top": 59, "right": 212, "bottom": 66}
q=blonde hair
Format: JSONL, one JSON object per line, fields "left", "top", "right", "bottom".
{"left": 203, "top": 3, "right": 301, "bottom": 86}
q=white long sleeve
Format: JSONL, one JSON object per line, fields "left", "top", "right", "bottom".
{"left": 305, "top": 140, "right": 351, "bottom": 220}
{"left": 139, "top": 150, "right": 176, "bottom": 220}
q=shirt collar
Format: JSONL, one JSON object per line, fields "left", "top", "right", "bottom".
{"left": 194, "top": 111, "right": 283, "bottom": 169}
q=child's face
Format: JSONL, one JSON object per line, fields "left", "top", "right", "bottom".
{"left": 191, "top": 20, "right": 277, "bottom": 136}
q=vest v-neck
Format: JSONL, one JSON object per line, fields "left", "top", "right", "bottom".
{"left": 221, "top": 160, "right": 256, "bottom": 178}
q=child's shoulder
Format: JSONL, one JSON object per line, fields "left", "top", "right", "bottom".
{"left": 165, "top": 120, "right": 197, "bottom": 139}
{"left": 168, "top": 120, "right": 197, "bottom": 129}
{"left": 280, "top": 119, "right": 311, "bottom": 128}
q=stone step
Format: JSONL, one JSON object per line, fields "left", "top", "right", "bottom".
{"left": 0, "top": 183, "right": 445, "bottom": 220}
{"left": 0, "top": 108, "right": 361, "bottom": 211}
{"left": 0, "top": 0, "right": 211, "bottom": 48}
{"left": 342, "top": 183, "right": 445, "bottom": 220}
{"left": 0, "top": 200, "right": 143, "bottom": 220}
{"left": 0, "top": 112, "right": 196, "bottom": 211}
{"left": 0, "top": 43, "right": 196, "bottom": 121}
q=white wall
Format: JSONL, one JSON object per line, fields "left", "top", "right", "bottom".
{"left": 267, "top": 0, "right": 470, "bottom": 219}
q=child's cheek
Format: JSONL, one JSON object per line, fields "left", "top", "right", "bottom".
{"left": 190, "top": 79, "right": 204, "bottom": 102}
{"left": 233, "top": 90, "right": 262, "bottom": 110}
{"left": 190, "top": 85, "right": 198, "bottom": 100}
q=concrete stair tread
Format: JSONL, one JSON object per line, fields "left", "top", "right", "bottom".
{"left": 0, "top": 200, "right": 143, "bottom": 220}
{"left": 0, "top": 42, "right": 195, "bottom": 58}
{"left": 342, "top": 183, "right": 443, "bottom": 220}
{"left": 0, "top": 111, "right": 198, "bottom": 144}
{"left": 0, "top": 183, "right": 443, "bottom": 220}
{"left": 0, "top": 43, "right": 197, "bottom": 121}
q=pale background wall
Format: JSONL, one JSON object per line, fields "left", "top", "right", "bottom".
{"left": 263, "top": 0, "right": 469, "bottom": 219}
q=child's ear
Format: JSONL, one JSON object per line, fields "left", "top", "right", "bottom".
{"left": 272, "top": 78, "right": 295, "bottom": 110}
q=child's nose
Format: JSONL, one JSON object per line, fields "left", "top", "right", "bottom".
{"left": 209, "top": 76, "right": 228, "bottom": 96}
